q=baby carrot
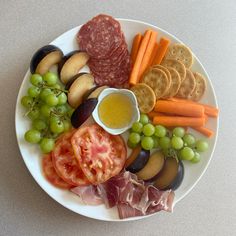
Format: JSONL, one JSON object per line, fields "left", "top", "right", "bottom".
{"left": 192, "top": 126, "right": 214, "bottom": 137}
{"left": 154, "top": 100, "right": 204, "bottom": 117}
{"left": 130, "top": 33, "right": 143, "bottom": 64}
{"left": 152, "top": 37, "right": 170, "bottom": 65}
{"left": 138, "top": 31, "right": 158, "bottom": 78}
{"left": 129, "top": 30, "right": 152, "bottom": 85}
{"left": 153, "top": 116, "right": 205, "bottom": 127}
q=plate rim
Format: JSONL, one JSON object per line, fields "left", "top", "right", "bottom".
{"left": 15, "top": 17, "right": 219, "bottom": 222}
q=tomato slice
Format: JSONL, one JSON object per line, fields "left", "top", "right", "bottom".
{"left": 52, "top": 130, "right": 90, "bottom": 186}
{"left": 42, "top": 153, "right": 72, "bottom": 189}
{"left": 71, "top": 124, "right": 127, "bottom": 185}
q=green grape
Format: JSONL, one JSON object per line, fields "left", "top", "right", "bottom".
{"left": 27, "top": 86, "right": 41, "bottom": 98}
{"left": 57, "top": 92, "right": 67, "bottom": 105}
{"left": 63, "top": 119, "right": 72, "bottom": 132}
{"left": 159, "top": 136, "right": 171, "bottom": 149}
{"left": 128, "top": 132, "right": 141, "bottom": 144}
{"left": 180, "top": 147, "right": 194, "bottom": 160}
{"left": 143, "top": 124, "right": 155, "bottom": 136}
{"left": 24, "top": 129, "right": 41, "bottom": 143}
{"left": 40, "top": 88, "right": 53, "bottom": 101}
{"left": 40, "top": 138, "right": 55, "bottom": 153}
{"left": 152, "top": 136, "right": 159, "bottom": 148}
{"left": 127, "top": 140, "right": 138, "bottom": 149}
{"left": 131, "top": 122, "right": 143, "bottom": 133}
{"left": 27, "top": 107, "right": 40, "bottom": 120}
{"left": 50, "top": 119, "right": 64, "bottom": 134}
{"left": 40, "top": 104, "right": 53, "bottom": 117}
{"left": 53, "top": 84, "right": 61, "bottom": 89}
{"left": 183, "top": 134, "right": 196, "bottom": 147}
{"left": 139, "top": 114, "right": 149, "bottom": 125}
{"left": 141, "top": 136, "right": 154, "bottom": 150}
{"left": 195, "top": 140, "right": 208, "bottom": 152}
{"left": 32, "top": 119, "right": 47, "bottom": 131}
{"left": 191, "top": 152, "right": 201, "bottom": 163}
{"left": 173, "top": 127, "right": 185, "bottom": 137}
{"left": 45, "top": 94, "right": 59, "bottom": 106}
{"left": 171, "top": 136, "right": 184, "bottom": 150}
{"left": 56, "top": 104, "right": 68, "bottom": 114}
{"left": 154, "top": 125, "right": 167, "bottom": 138}
{"left": 30, "top": 74, "right": 43, "bottom": 87}
{"left": 21, "top": 96, "right": 33, "bottom": 108}
{"left": 42, "top": 72, "right": 58, "bottom": 86}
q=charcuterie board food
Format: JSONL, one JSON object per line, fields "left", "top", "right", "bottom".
{"left": 16, "top": 14, "right": 219, "bottom": 220}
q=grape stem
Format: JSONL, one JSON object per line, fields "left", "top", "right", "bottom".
{"left": 39, "top": 83, "right": 68, "bottom": 94}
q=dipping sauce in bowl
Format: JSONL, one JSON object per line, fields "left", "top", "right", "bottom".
{"left": 98, "top": 93, "right": 133, "bottom": 129}
{"left": 92, "top": 88, "right": 140, "bottom": 135}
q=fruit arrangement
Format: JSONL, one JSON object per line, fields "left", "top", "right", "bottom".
{"left": 18, "top": 14, "right": 219, "bottom": 219}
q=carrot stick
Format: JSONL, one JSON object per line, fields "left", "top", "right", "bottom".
{"left": 153, "top": 116, "right": 205, "bottom": 127}
{"left": 130, "top": 33, "right": 143, "bottom": 64}
{"left": 138, "top": 31, "right": 158, "bottom": 78}
{"left": 168, "top": 98, "right": 219, "bottom": 117}
{"left": 192, "top": 126, "right": 214, "bottom": 137}
{"left": 148, "top": 42, "right": 159, "bottom": 67}
{"left": 129, "top": 30, "right": 152, "bottom": 85}
{"left": 148, "top": 111, "right": 166, "bottom": 119}
{"left": 203, "top": 104, "right": 219, "bottom": 117}
{"left": 154, "top": 100, "right": 204, "bottom": 117}
{"left": 152, "top": 37, "right": 170, "bottom": 65}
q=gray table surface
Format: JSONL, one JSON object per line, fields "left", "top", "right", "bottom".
{"left": 1, "top": 0, "right": 236, "bottom": 235}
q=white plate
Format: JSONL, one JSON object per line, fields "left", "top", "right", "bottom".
{"left": 15, "top": 18, "right": 219, "bottom": 221}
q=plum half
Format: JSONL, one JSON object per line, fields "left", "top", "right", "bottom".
{"left": 154, "top": 157, "right": 184, "bottom": 190}
{"left": 68, "top": 73, "right": 95, "bottom": 108}
{"left": 58, "top": 51, "right": 89, "bottom": 84}
{"left": 125, "top": 146, "right": 150, "bottom": 173}
{"left": 65, "top": 73, "right": 88, "bottom": 90}
{"left": 71, "top": 98, "right": 98, "bottom": 128}
{"left": 135, "top": 151, "right": 165, "bottom": 181}
{"left": 30, "top": 45, "right": 63, "bottom": 75}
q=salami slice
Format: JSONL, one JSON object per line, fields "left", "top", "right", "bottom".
{"left": 77, "top": 14, "right": 131, "bottom": 87}
{"left": 42, "top": 153, "right": 72, "bottom": 189}
{"left": 77, "top": 14, "right": 123, "bottom": 59}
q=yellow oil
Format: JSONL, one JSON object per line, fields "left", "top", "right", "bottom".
{"left": 98, "top": 93, "right": 133, "bottom": 129}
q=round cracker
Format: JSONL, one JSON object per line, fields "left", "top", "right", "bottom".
{"left": 176, "top": 68, "right": 196, "bottom": 98}
{"left": 142, "top": 68, "right": 169, "bottom": 99}
{"left": 152, "top": 64, "right": 171, "bottom": 96}
{"left": 130, "top": 83, "right": 156, "bottom": 113}
{"left": 188, "top": 72, "right": 207, "bottom": 101}
{"left": 165, "top": 43, "right": 193, "bottom": 68}
{"left": 161, "top": 59, "right": 186, "bottom": 82}
{"left": 162, "top": 67, "right": 181, "bottom": 98}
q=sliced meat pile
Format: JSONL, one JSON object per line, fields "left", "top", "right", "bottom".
{"left": 71, "top": 171, "right": 174, "bottom": 219}
{"left": 77, "top": 14, "right": 131, "bottom": 87}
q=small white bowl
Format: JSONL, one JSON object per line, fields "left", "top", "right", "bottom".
{"left": 92, "top": 88, "right": 140, "bottom": 135}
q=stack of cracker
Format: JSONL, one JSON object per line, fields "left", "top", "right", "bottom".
{"left": 131, "top": 43, "right": 207, "bottom": 113}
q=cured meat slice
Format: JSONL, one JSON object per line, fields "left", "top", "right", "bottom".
{"left": 98, "top": 171, "right": 175, "bottom": 219}
{"left": 77, "top": 14, "right": 123, "bottom": 59}
{"left": 71, "top": 185, "right": 103, "bottom": 205}
{"left": 77, "top": 14, "right": 131, "bottom": 87}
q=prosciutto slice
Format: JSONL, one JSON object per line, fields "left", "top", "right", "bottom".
{"left": 71, "top": 185, "right": 103, "bottom": 205}
{"left": 71, "top": 171, "right": 175, "bottom": 219}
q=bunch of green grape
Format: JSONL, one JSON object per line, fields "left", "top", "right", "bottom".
{"left": 128, "top": 114, "right": 209, "bottom": 163}
{"left": 21, "top": 72, "right": 73, "bottom": 153}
